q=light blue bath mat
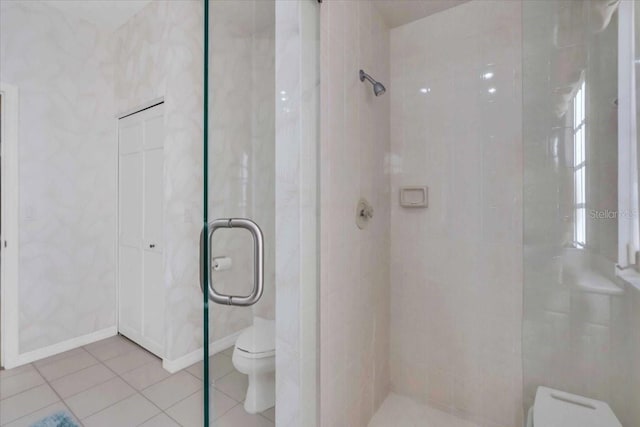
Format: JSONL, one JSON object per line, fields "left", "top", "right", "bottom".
{"left": 30, "top": 411, "right": 79, "bottom": 427}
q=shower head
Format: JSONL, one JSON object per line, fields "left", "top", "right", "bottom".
{"left": 359, "top": 69, "right": 386, "bottom": 96}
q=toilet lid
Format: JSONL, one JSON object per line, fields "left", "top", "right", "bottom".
{"left": 236, "top": 319, "right": 275, "bottom": 356}
{"left": 534, "top": 387, "right": 622, "bottom": 427}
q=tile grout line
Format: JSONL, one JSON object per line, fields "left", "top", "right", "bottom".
{"left": 3, "top": 339, "right": 274, "bottom": 427}
{"left": 3, "top": 340, "right": 167, "bottom": 427}
{"left": 25, "top": 340, "right": 152, "bottom": 425}
{"left": 0, "top": 364, "right": 52, "bottom": 425}
{"left": 47, "top": 361, "right": 116, "bottom": 400}
{"left": 154, "top": 352, "right": 273, "bottom": 425}
{"left": 78, "top": 345, "right": 169, "bottom": 425}
{"left": 0, "top": 364, "right": 47, "bottom": 402}
{"left": 32, "top": 348, "right": 89, "bottom": 370}
{"left": 87, "top": 340, "right": 191, "bottom": 427}
{"left": 31, "top": 362, "right": 86, "bottom": 427}
{"left": 3, "top": 343, "right": 123, "bottom": 426}
{"left": 130, "top": 392, "right": 168, "bottom": 427}
{"left": 74, "top": 338, "right": 191, "bottom": 426}
{"left": 159, "top": 388, "right": 202, "bottom": 426}
{"left": 154, "top": 354, "right": 242, "bottom": 426}
{"left": 161, "top": 385, "right": 242, "bottom": 425}
{"left": 202, "top": 355, "right": 276, "bottom": 424}
{"left": 212, "top": 369, "right": 247, "bottom": 402}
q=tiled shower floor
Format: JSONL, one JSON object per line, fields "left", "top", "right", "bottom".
{"left": 0, "top": 335, "right": 274, "bottom": 426}
{"left": 369, "top": 393, "right": 480, "bottom": 427}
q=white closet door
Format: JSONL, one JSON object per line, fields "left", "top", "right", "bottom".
{"left": 142, "top": 142, "right": 164, "bottom": 352}
{"left": 118, "top": 122, "right": 143, "bottom": 338}
{"left": 118, "top": 103, "right": 165, "bottom": 357}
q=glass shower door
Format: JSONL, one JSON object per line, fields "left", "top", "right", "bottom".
{"left": 522, "top": 1, "right": 639, "bottom": 425}
{"left": 201, "top": 0, "right": 277, "bottom": 424}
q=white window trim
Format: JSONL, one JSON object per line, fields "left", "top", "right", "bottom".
{"left": 573, "top": 79, "right": 587, "bottom": 248}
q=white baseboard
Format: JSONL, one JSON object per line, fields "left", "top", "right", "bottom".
{"left": 5, "top": 326, "right": 117, "bottom": 369}
{"left": 162, "top": 331, "right": 242, "bottom": 374}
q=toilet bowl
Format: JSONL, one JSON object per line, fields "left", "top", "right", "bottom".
{"left": 527, "top": 387, "right": 622, "bottom": 427}
{"left": 231, "top": 317, "right": 276, "bottom": 414}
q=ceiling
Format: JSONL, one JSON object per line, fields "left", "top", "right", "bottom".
{"left": 46, "top": 0, "right": 152, "bottom": 33}
{"left": 372, "top": 0, "right": 471, "bottom": 28}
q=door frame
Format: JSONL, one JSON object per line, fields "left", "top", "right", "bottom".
{"left": 0, "top": 82, "right": 20, "bottom": 368}
{"left": 116, "top": 98, "right": 165, "bottom": 358}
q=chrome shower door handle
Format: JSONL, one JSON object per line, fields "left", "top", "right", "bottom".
{"left": 199, "top": 218, "right": 264, "bottom": 306}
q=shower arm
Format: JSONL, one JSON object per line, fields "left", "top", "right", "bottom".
{"left": 359, "top": 70, "right": 375, "bottom": 85}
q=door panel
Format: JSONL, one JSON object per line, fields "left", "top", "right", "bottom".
{"left": 143, "top": 250, "right": 163, "bottom": 354}
{"left": 119, "top": 121, "right": 142, "bottom": 154}
{"left": 118, "top": 102, "right": 165, "bottom": 357}
{"left": 144, "top": 115, "right": 164, "bottom": 150}
{"left": 143, "top": 148, "right": 163, "bottom": 251}
{"left": 118, "top": 245, "right": 142, "bottom": 334}
{"left": 119, "top": 153, "right": 142, "bottom": 248}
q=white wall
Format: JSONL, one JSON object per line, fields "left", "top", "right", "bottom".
{"left": 320, "top": 1, "right": 391, "bottom": 425}
{"left": 388, "top": 1, "right": 524, "bottom": 426}
{"left": 115, "top": 0, "right": 279, "bottom": 365}
{"left": 0, "top": 0, "right": 303, "bottom": 390}
{"left": 0, "top": 1, "right": 117, "bottom": 356}
{"left": 274, "top": 2, "right": 320, "bottom": 424}
{"left": 112, "top": 0, "right": 204, "bottom": 363}
{"left": 207, "top": 0, "right": 276, "bottom": 343}
{"left": 0, "top": 0, "right": 206, "bottom": 365}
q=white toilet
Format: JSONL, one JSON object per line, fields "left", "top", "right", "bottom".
{"left": 527, "top": 387, "right": 622, "bottom": 427}
{"left": 231, "top": 317, "right": 276, "bottom": 414}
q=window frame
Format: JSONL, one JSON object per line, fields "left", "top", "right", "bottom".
{"left": 573, "top": 79, "right": 587, "bottom": 248}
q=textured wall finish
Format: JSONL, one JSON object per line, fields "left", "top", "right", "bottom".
{"left": 0, "top": 0, "right": 117, "bottom": 354}
{"left": 114, "top": 0, "right": 276, "bottom": 362}
{"left": 389, "top": 1, "right": 523, "bottom": 426}
{"left": 115, "top": 0, "right": 277, "bottom": 363}
{"left": 113, "top": 0, "right": 204, "bottom": 362}
{"left": 320, "top": 1, "right": 391, "bottom": 425}
{"left": 1, "top": 11, "right": 310, "bottom": 420}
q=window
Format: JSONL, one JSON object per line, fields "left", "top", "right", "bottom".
{"left": 573, "top": 80, "right": 586, "bottom": 248}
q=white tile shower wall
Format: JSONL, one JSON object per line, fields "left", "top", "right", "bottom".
{"left": 389, "top": 2, "right": 523, "bottom": 427}
{"left": 0, "top": 1, "right": 117, "bottom": 354}
{"left": 275, "top": 1, "right": 319, "bottom": 425}
{"left": 250, "top": 2, "right": 277, "bottom": 322}
{"left": 207, "top": 0, "right": 274, "bottom": 341}
{"left": 112, "top": 0, "right": 205, "bottom": 362}
{"left": 320, "top": 1, "right": 391, "bottom": 425}
{"left": 609, "top": 282, "right": 640, "bottom": 426}
{"left": 210, "top": 0, "right": 276, "bottom": 324}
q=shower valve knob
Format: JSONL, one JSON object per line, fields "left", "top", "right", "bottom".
{"left": 356, "top": 198, "right": 374, "bottom": 229}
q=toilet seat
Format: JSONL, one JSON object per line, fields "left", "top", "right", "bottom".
{"left": 235, "top": 319, "right": 275, "bottom": 359}
{"left": 236, "top": 347, "right": 275, "bottom": 359}
{"left": 533, "top": 387, "right": 622, "bottom": 427}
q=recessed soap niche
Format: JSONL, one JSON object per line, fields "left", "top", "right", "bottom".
{"left": 400, "top": 186, "right": 428, "bottom": 208}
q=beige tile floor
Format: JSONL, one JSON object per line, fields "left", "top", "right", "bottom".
{"left": 0, "top": 335, "right": 275, "bottom": 427}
